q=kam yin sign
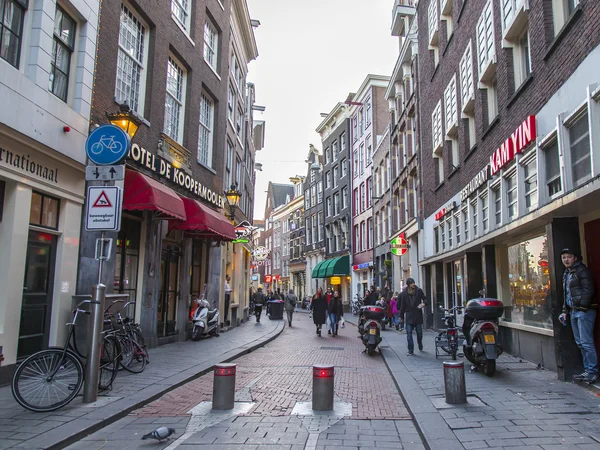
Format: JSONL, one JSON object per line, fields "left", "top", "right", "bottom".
{"left": 129, "top": 144, "right": 224, "bottom": 208}
{"left": 489, "top": 115, "right": 536, "bottom": 176}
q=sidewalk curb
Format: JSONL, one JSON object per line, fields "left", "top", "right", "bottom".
{"left": 41, "top": 321, "right": 285, "bottom": 450}
{"left": 344, "top": 315, "right": 463, "bottom": 450}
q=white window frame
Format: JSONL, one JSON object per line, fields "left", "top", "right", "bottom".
{"left": 163, "top": 56, "right": 186, "bottom": 144}
{"left": 198, "top": 92, "right": 214, "bottom": 167}
{"left": 227, "top": 84, "right": 235, "bottom": 123}
{"left": 480, "top": 191, "right": 489, "bottom": 233}
{"left": 428, "top": 0, "right": 439, "bottom": 47}
{"left": 454, "top": 213, "right": 461, "bottom": 246}
{"left": 520, "top": 150, "right": 538, "bottom": 213}
{"left": 115, "top": 4, "right": 148, "bottom": 115}
{"left": 512, "top": 27, "right": 531, "bottom": 89}
{"left": 476, "top": 0, "right": 496, "bottom": 83}
{"left": 552, "top": 0, "right": 580, "bottom": 37}
{"left": 566, "top": 109, "right": 592, "bottom": 188}
{"left": 432, "top": 100, "right": 443, "bottom": 155}
{"left": 171, "top": 0, "right": 191, "bottom": 31}
{"left": 505, "top": 169, "right": 518, "bottom": 221}
{"left": 341, "top": 158, "right": 347, "bottom": 177}
{"left": 204, "top": 19, "right": 219, "bottom": 72}
{"left": 325, "top": 171, "right": 331, "bottom": 189}
{"left": 540, "top": 131, "right": 562, "bottom": 200}
{"left": 460, "top": 41, "right": 475, "bottom": 114}
{"left": 445, "top": 75, "right": 458, "bottom": 135}
{"left": 471, "top": 198, "right": 479, "bottom": 238}
{"left": 462, "top": 206, "right": 469, "bottom": 242}
{"left": 492, "top": 181, "right": 502, "bottom": 228}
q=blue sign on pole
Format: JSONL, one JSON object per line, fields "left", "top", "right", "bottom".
{"left": 85, "top": 124, "right": 131, "bottom": 165}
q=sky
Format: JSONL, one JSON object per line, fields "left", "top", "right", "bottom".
{"left": 246, "top": 0, "right": 398, "bottom": 220}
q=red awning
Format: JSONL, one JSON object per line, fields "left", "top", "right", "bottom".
{"left": 172, "top": 197, "right": 236, "bottom": 240}
{"left": 122, "top": 170, "right": 186, "bottom": 220}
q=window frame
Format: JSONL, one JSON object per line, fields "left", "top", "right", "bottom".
{"left": 50, "top": 5, "right": 76, "bottom": 102}
{"left": 163, "top": 56, "right": 187, "bottom": 144}
{"left": 171, "top": 0, "right": 191, "bottom": 31}
{"left": 203, "top": 18, "right": 219, "bottom": 72}
{"left": 0, "top": 0, "right": 27, "bottom": 69}
{"left": 198, "top": 92, "right": 215, "bottom": 167}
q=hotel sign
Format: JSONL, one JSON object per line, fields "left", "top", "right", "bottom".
{"left": 129, "top": 144, "right": 224, "bottom": 208}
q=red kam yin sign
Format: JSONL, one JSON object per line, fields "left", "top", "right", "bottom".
{"left": 489, "top": 116, "right": 536, "bottom": 176}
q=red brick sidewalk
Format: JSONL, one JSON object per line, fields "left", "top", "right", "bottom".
{"left": 132, "top": 312, "right": 410, "bottom": 420}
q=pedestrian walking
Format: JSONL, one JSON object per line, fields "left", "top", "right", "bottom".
{"left": 390, "top": 294, "right": 400, "bottom": 331}
{"left": 326, "top": 287, "right": 333, "bottom": 334}
{"left": 311, "top": 287, "right": 328, "bottom": 337}
{"left": 398, "top": 278, "right": 427, "bottom": 356}
{"left": 328, "top": 290, "right": 344, "bottom": 336}
{"left": 559, "top": 248, "right": 599, "bottom": 383}
{"left": 252, "top": 285, "right": 267, "bottom": 323}
{"left": 284, "top": 289, "right": 298, "bottom": 327}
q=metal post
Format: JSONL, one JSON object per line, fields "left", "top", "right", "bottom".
{"left": 443, "top": 361, "right": 467, "bottom": 404}
{"left": 212, "top": 363, "right": 236, "bottom": 410}
{"left": 83, "top": 283, "right": 106, "bottom": 403}
{"left": 312, "top": 365, "right": 334, "bottom": 411}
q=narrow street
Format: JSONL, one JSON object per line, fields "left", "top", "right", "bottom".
{"left": 65, "top": 312, "right": 423, "bottom": 450}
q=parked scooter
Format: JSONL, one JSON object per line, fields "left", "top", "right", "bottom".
{"left": 191, "top": 298, "right": 220, "bottom": 340}
{"left": 358, "top": 305, "right": 385, "bottom": 356}
{"left": 462, "top": 298, "right": 504, "bottom": 376}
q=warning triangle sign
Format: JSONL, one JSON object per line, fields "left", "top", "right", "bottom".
{"left": 93, "top": 190, "right": 113, "bottom": 208}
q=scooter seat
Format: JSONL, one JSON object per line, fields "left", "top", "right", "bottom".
{"left": 207, "top": 309, "right": 218, "bottom": 321}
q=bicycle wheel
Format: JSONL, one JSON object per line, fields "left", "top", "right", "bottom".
{"left": 119, "top": 337, "right": 134, "bottom": 369}
{"left": 99, "top": 335, "right": 120, "bottom": 390}
{"left": 12, "top": 349, "right": 83, "bottom": 412}
{"left": 131, "top": 327, "right": 149, "bottom": 363}
{"left": 121, "top": 340, "right": 147, "bottom": 374}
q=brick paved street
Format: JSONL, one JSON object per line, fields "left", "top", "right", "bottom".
{"left": 65, "top": 311, "right": 423, "bottom": 449}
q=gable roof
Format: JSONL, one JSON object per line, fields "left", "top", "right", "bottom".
{"left": 270, "top": 183, "right": 294, "bottom": 209}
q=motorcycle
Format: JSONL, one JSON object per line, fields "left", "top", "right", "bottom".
{"left": 462, "top": 298, "right": 504, "bottom": 376}
{"left": 191, "top": 298, "right": 220, "bottom": 340}
{"left": 358, "top": 305, "right": 385, "bottom": 356}
{"left": 435, "top": 306, "right": 464, "bottom": 360}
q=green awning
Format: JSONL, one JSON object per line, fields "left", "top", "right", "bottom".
{"left": 312, "top": 255, "right": 350, "bottom": 278}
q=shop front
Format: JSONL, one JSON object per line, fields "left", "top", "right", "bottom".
{"left": 351, "top": 260, "right": 373, "bottom": 303}
{"left": 420, "top": 72, "right": 600, "bottom": 379}
{"left": 312, "top": 255, "right": 351, "bottom": 306}
{"left": 0, "top": 132, "right": 85, "bottom": 384}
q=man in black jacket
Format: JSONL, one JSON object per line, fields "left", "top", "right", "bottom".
{"left": 559, "top": 248, "right": 598, "bottom": 383}
{"left": 399, "top": 278, "right": 427, "bottom": 355}
{"left": 364, "top": 285, "right": 378, "bottom": 306}
{"left": 253, "top": 285, "right": 267, "bottom": 323}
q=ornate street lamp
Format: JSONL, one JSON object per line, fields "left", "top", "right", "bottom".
{"left": 224, "top": 184, "right": 242, "bottom": 221}
{"left": 106, "top": 102, "right": 142, "bottom": 139}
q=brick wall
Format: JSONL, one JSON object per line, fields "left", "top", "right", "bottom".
{"left": 417, "top": 0, "right": 600, "bottom": 218}
{"left": 91, "top": 0, "right": 231, "bottom": 194}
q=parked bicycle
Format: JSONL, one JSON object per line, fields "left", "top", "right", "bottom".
{"left": 435, "top": 305, "right": 464, "bottom": 360}
{"left": 11, "top": 300, "right": 121, "bottom": 412}
{"left": 104, "top": 299, "right": 148, "bottom": 373}
{"left": 351, "top": 295, "right": 363, "bottom": 316}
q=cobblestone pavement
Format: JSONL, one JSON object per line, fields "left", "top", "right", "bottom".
{"left": 343, "top": 314, "right": 600, "bottom": 450}
{"left": 0, "top": 318, "right": 283, "bottom": 449}
{"left": 65, "top": 312, "right": 423, "bottom": 450}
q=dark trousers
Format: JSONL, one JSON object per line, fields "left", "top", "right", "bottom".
{"left": 255, "top": 305, "right": 263, "bottom": 321}
{"left": 406, "top": 323, "right": 423, "bottom": 353}
{"left": 225, "top": 294, "right": 231, "bottom": 322}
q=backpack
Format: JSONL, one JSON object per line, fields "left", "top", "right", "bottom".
{"left": 286, "top": 294, "right": 297, "bottom": 307}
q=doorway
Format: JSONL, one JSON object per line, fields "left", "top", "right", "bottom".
{"left": 584, "top": 219, "right": 600, "bottom": 362}
{"left": 158, "top": 245, "right": 180, "bottom": 337}
{"left": 18, "top": 231, "right": 57, "bottom": 359}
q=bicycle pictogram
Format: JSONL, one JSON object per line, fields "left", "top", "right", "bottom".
{"left": 90, "top": 134, "right": 124, "bottom": 155}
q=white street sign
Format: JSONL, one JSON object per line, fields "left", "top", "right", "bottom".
{"left": 85, "top": 186, "right": 122, "bottom": 231}
{"left": 85, "top": 165, "right": 125, "bottom": 181}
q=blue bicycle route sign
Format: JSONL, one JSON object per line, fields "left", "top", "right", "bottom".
{"left": 85, "top": 124, "right": 130, "bottom": 165}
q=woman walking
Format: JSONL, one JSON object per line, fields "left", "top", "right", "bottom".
{"left": 311, "top": 287, "right": 328, "bottom": 337}
{"left": 284, "top": 289, "right": 298, "bottom": 327}
{"left": 390, "top": 293, "right": 400, "bottom": 331}
{"left": 328, "top": 290, "right": 344, "bottom": 336}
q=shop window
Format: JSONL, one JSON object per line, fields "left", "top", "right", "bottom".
{"left": 481, "top": 192, "right": 489, "bottom": 233}
{"left": 506, "top": 172, "right": 518, "bottom": 220}
{"left": 462, "top": 206, "right": 469, "bottom": 241}
{"left": 505, "top": 234, "right": 552, "bottom": 329}
{"left": 568, "top": 111, "right": 591, "bottom": 188}
{"left": 30, "top": 192, "right": 60, "bottom": 230}
{"left": 543, "top": 138, "right": 561, "bottom": 197}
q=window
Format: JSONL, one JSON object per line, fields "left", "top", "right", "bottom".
{"left": 29, "top": 192, "right": 60, "bottom": 229}
{"left": 361, "top": 221, "right": 366, "bottom": 251}
{"left": 428, "top": 0, "right": 440, "bottom": 66}
{"left": 342, "top": 187, "right": 348, "bottom": 210}
{"left": 476, "top": 0, "right": 496, "bottom": 81}
{"left": 435, "top": 156, "right": 445, "bottom": 186}
{"left": 447, "top": 217, "right": 453, "bottom": 248}
{"left": 311, "top": 185, "right": 316, "bottom": 207}
{"left": 0, "top": 0, "right": 26, "bottom": 68}
{"left": 333, "top": 166, "right": 339, "bottom": 187}
{"left": 460, "top": 42, "right": 476, "bottom": 146}
{"left": 318, "top": 211, "right": 323, "bottom": 241}
{"left": 236, "top": 106, "right": 244, "bottom": 136}
{"left": 116, "top": 4, "right": 147, "bottom": 114}
{"left": 326, "top": 197, "right": 332, "bottom": 217}
{"left": 552, "top": 0, "right": 579, "bottom": 36}
{"left": 481, "top": 193, "right": 489, "bottom": 233}
{"left": 359, "top": 144, "right": 365, "bottom": 174}
{"left": 360, "top": 183, "right": 366, "bottom": 212}
{"left": 367, "top": 218, "right": 373, "bottom": 249}
{"left": 353, "top": 188, "right": 358, "bottom": 216}
{"left": 353, "top": 150, "right": 359, "bottom": 177}
{"left": 204, "top": 19, "right": 218, "bottom": 71}
{"left": 325, "top": 171, "right": 331, "bottom": 189}
{"left": 455, "top": 214, "right": 461, "bottom": 246}
{"left": 505, "top": 235, "right": 551, "bottom": 329}
{"left": 543, "top": 138, "right": 561, "bottom": 197}
{"left": 506, "top": 173, "right": 518, "bottom": 219}
{"left": 444, "top": 75, "right": 458, "bottom": 135}
{"left": 440, "top": 222, "right": 446, "bottom": 251}
{"left": 569, "top": 112, "right": 591, "bottom": 188}
{"left": 341, "top": 158, "right": 347, "bottom": 177}
{"left": 434, "top": 226, "right": 440, "bottom": 253}
{"left": 432, "top": 100, "right": 443, "bottom": 154}
{"left": 353, "top": 116, "right": 358, "bottom": 141}
{"left": 332, "top": 140, "right": 338, "bottom": 160}
{"left": 325, "top": 147, "right": 331, "bottom": 165}
{"left": 367, "top": 144, "right": 372, "bottom": 165}
{"left": 334, "top": 193, "right": 340, "bottom": 215}
{"left": 493, "top": 185, "right": 502, "bottom": 226}
{"left": 367, "top": 178, "right": 373, "bottom": 209}
{"left": 198, "top": 92, "right": 214, "bottom": 167}
{"left": 523, "top": 157, "right": 538, "bottom": 210}
{"left": 171, "top": 0, "right": 190, "bottom": 30}
{"left": 304, "top": 192, "right": 310, "bottom": 211}
{"left": 359, "top": 108, "right": 364, "bottom": 135}
{"left": 341, "top": 133, "right": 347, "bottom": 151}
{"left": 513, "top": 28, "right": 531, "bottom": 88}
{"left": 50, "top": 6, "right": 76, "bottom": 102}
{"left": 225, "top": 140, "right": 233, "bottom": 189}
{"left": 312, "top": 214, "right": 317, "bottom": 244}
{"left": 462, "top": 207, "right": 469, "bottom": 241}
{"left": 164, "top": 57, "right": 186, "bottom": 143}
{"left": 317, "top": 181, "right": 323, "bottom": 203}
{"left": 471, "top": 199, "right": 478, "bottom": 238}
{"left": 310, "top": 168, "right": 316, "bottom": 183}
{"left": 227, "top": 85, "right": 235, "bottom": 122}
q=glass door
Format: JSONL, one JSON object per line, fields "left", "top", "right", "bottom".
{"left": 18, "top": 231, "right": 57, "bottom": 358}
{"left": 113, "top": 216, "right": 141, "bottom": 317}
{"left": 158, "top": 245, "right": 180, "bottom": 337}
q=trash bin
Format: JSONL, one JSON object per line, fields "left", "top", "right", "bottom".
{"left": 268, "top": 300, "right": 284, "bottom": 320}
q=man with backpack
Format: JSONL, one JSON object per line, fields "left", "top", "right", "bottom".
{"left": 284, "top": 289, "right": 298, "bottom": 327}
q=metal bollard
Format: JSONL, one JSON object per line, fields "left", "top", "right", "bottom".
{"left": 443, "top": 360, "right": 467, "bottom": 404}
{"left": 83, "top": 284, "right": 106, "bottom": 403}
{"left": 312, "top": 365, "right": 334, "bottom": 411}
{"left": 212, "top": 363, "right": 236, "bottom": 410}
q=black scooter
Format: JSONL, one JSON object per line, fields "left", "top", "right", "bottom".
{"left": 358, "top": 305, "right": 385, "bottom": 356}
{"left": 462, "top": 298, "right": 504, "bottom": 376}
